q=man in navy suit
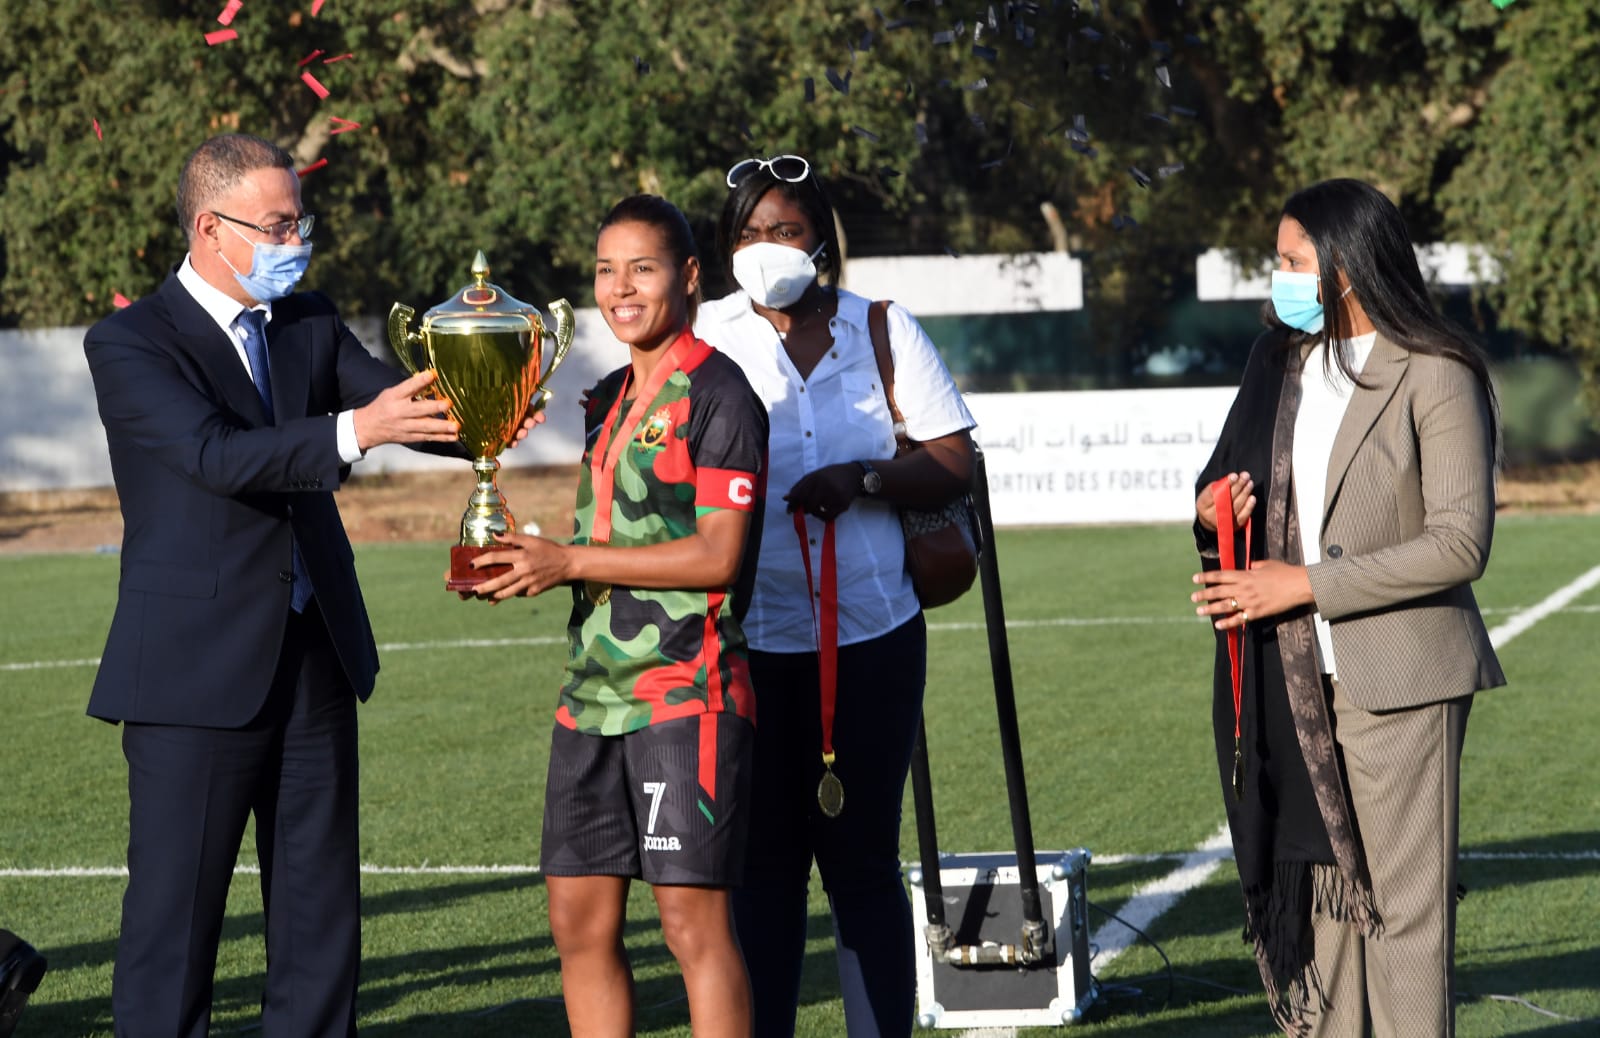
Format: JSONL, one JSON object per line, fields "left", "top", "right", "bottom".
{"left": 82, "top": 133, "right": 516, "bottom": 1037}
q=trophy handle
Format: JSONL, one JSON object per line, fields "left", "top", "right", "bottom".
{"left": 387, "top": 303, "right": 427, "bottom": 376}
{"left": 540, "top": 297, "right": 576, "bottom": 388}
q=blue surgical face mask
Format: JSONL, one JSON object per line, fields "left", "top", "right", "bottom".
{"left": 1271, "top": 270, "right": 1325, "bottom": 334}
{"left": 220, "top": 222, "right": 313, "bottom": 302}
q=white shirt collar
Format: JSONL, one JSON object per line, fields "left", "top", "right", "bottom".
{"left": 176, "top": 254, "right": 270, "bottom": 337}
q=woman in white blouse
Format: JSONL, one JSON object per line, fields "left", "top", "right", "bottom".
{"left": 695, "top": 154, "right": 975, "bottom": 1038}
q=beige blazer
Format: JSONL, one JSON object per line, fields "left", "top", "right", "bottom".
{"left": 1303, "top": 333, "right": 1506, "bottom": 710}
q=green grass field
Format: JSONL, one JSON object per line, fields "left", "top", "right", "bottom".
{"left": 3, "top": 515, "right": 1597, "bottom": 1036}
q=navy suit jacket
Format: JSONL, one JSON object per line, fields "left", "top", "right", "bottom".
{"left": 84, "top": 271, "right": 402, "bottom": 727}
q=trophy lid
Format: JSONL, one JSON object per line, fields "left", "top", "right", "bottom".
{"left": 420, "top": 251, "right": 544, "bottom": 334}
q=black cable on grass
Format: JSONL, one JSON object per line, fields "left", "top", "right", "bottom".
{"left": 1089, "top": 900, "right": 1174, "bottom": 1012}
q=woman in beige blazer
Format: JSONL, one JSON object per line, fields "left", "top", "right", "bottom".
{"left": 1191, "top": 178, "right": 1504, "bottom": 1037}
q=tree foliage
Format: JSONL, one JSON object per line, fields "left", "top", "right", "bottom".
{"left": 0, "top": 1, "right": 1596, "bottom": 416}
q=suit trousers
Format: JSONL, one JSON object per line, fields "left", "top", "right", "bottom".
{"left": 113, "top": 601, "right": 361, "bottom": 1038}
{"left": 1307, "top": 678, "right": 1473, "bottom": 1038}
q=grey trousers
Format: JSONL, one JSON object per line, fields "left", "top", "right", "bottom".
{"left": 1306, "top": 681, "right": 1473, "bottom": 1038}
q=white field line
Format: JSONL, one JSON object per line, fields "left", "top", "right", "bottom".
{"left": 7, "top": 602, "right": 1598, "bottom": 674}
{"left": 1083, "top": 562, "right": 1600, "bottom": 981}
{"left": 1089, "top": 823, "right": 1234, "bottom": 973}
{"left": 5, "top": 849, "right": 1594, "bottom": 881}
{"left": 1485, "top": 563, "right": 1600, "bottom": 649}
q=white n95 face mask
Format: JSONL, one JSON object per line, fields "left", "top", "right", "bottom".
{"left": 732, "top": 241, "right": 825, "bottom": 309}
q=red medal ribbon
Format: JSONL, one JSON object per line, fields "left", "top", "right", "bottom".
{"left": 1210, "top": 478, "right": 1251, "bottom": 798}
{"left": 793, "top": 511, "right": 839, "bottom": 765}
{"left": 589, "top": 328, "right": 699, "bottom": 545}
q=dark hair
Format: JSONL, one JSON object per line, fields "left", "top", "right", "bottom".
{"left": 597, "top": 194, "right": 702, "bottom": 324}
{"left": 176, "top": 134, "right": 295, "bottom": 242}
{"left": 1271, "top": 177, "right": 1498, "bottom": 445}
{"left": 716, "top": 157, "right": 842, "bottom": 294}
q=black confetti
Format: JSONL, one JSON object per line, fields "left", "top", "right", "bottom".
{"left": 1158, "top": 163, "right": 1185, "bottom": 178}
{"left": 915, "top": 123, "right": 930, "bottom": 146}
{"left": 1112, "top": 213, "right": 1138, "bottom": 230}
{"left": 1151, "top": 40, "right": 1172, "bottom": 57}
{"left": 1170, "top": 104, "right": 1198, "bottom": 118}
{"left": 852, "top": 125, "right": 881, "bottom": 142}
{"left": 973, "top": 44, "right": 998, "bottom": 60}
{"left": 970, "top": 112, "right": 987, "bottom": 132}
{"left": 886, "top": 18, "right": 913, "bottom": 30}
{"left": 933, "top": 29, "right": 955, "bottom": 44}
{"left": 966, "top": 77, "right": 990, "bottom": 90}
{"left": 804, "top": 77, "right": 815, "bottom": 102}
{"left": 1129, "top": 166, "right": 1152, "bottom": 188}
{"left": 980, "top": 137, "right": 1014, "bottom": 169}
{"left": 1079, "top": 26, "right": 1102, "bottom": 42}
{"left": 1094, "top": 65, "right": 1112, "bottom": 81}
{"left": 879, "top": 165, "right": 902, "bottom": 178}
{"left": 633, "top": 56, "right": 650, "bottom": 75}
{"left": 943, "top": 245, "right": 961, "bottom": 257}
{"left": 1069, "top": 141, "right": 1098, "bottom": 158}
{"left": 826, "top": 67, "right": 851, "bottom": 94}
{"left": 1156, "top": 64, "right": 1171, "bottom": 89}
{"left": 1147, "top": 112, "right": 1172, "bottom": 125}
{"left": 861, "top": 30, "right": 875, "bottom": 51}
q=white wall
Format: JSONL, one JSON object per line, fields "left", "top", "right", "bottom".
{"left": 1196, "top": 243, "right": 1501, "bottom": 301}
{"left": 842, "top": 252, "right": 1084, "bottom": 314}
{"left": 0, "top": 313, "right": 631, "bottom": 493}
{"left": 8, "top": 251, "right": 1237, "bottom": 523}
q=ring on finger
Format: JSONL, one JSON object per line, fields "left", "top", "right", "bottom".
{"left": 1229, "top": 597, "right": 1240, "bottom": 612}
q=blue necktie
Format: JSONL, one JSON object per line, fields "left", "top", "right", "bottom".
{"left": 237, "top": 309, "right": 314, "bottom": 613}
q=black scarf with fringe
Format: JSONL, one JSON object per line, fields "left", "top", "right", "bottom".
{"left": 1195, "top": 330, "right": 1382, "bottom": 1035}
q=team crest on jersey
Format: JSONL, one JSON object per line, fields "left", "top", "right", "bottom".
{"left": 635, "top": 406, "right": 674, "bottom": 449}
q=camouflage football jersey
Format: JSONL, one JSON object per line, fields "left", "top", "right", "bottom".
{"left": 555, "top": 337, "right": 768, "bottom": 735}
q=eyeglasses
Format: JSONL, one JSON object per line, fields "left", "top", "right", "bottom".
{"left": 725, "top": 155, "right": 811, "bottom": 189}
{"left": 212, "top": 211, "right": 316, "bottom": 242}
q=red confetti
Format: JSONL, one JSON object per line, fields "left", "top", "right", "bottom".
{"left": 113, "top": 292, "right": 132, "bottom": 309}
{"left": 301, "top": 71, "right": 330, "bottom": 99}
{"left": 217, "top": 0, "right": 242, "bottom": 25}
{"left": 93, "top": 118, "right": 102, "bottom": 141}
{"left": 204, "top": 28, "right": 238, "bottom": 45}
{"left": 298, "top": 158, "right": 329, "bottom": 176}
{"left": 311, "top": 0, "right": 325, "bottom": 14}
{"left": 328, "top": 115, "right": 361, "bottom": 134}
{"left": 322, "top": 53, "right": 354, "bottom": 64}
{"left": 298, "top": 49, "right": 324, "bottom": 67}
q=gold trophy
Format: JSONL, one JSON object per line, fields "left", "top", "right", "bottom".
{"left": 388, "top": 251, "right": 575, "bottom": 591}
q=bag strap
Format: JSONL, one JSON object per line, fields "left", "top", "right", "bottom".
{"left": 867, "top": 299, "right": 909, "bottom": 436}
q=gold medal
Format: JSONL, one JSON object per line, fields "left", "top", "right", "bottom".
{"left": 817, "top": 760, "right": 844, "bottom": 818}
{"left": 585, "top": 581, "right": 611, "bottom": 606}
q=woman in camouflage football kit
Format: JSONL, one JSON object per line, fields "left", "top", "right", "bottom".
{"left": 468, "top": 195, "right": 769, "bottom": 1038}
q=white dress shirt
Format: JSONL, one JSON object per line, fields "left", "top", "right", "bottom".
{"left": 177, "top": 256, "right": 363, "bottom": 463}
{"left": 697, "top": 288, "right": 976, "bottom": 652}
{"left": 1293, "top": 331, "right": 1377, "bottom": 675}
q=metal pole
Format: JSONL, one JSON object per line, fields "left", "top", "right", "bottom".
{"left": 971, "top": 449, "right": 1046, "bottom": 954}
{"left": 908, "top": 714, "right": 952, "bottom": 953}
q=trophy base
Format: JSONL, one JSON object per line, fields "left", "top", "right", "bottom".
{"left": 447, "top": 544, "right": 513, "bottom": 593}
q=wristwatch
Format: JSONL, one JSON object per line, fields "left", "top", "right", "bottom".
{"left": 858, "top": 460, "right": 882, "bottom": 496}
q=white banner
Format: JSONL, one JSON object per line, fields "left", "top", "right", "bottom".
{"left": 966, "top": 387, "right": 1239, "bottom": 525}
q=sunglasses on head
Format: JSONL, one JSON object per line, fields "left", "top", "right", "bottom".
{"left": 725, "top": 154, "right": 811, "bottom": 189}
